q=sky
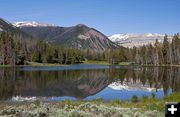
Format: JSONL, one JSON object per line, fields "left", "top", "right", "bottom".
{"left": 0, "top": 0, "right": 180, "bottom": 36}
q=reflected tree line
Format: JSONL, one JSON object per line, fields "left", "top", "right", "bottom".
{"left": 0, "top": 67, "right": 180, "bottom": 100}
{"left": 112, "top": 67, "right": 180, "bottom": 95}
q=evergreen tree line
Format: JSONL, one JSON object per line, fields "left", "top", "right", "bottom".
{"left": 0, "top": 32, "right": 179, "bottom": 65}
{"left": 84, "top": 48, "right": 129, "bottom": 64}
{"left": 0, "top": 32, "right": 84, "bottom": 65}
{"left": 130, "top": 34, "right": 180, "bottom": 65}
{"left": 83, "top": 33, "right": 180, "bottom": 65}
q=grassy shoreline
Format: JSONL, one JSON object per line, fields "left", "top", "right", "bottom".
{"left": 1, "top": 60, "right": 180, "bottom": 67}
{"left": 0, "top": 62, "right": 67, "bottom": 67}
{"left": 0, "top": 93, "right": 179, "bottom": 117}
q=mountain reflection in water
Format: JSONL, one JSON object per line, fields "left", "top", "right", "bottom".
{"left": 0, "top": 65, "right": 179, "bottom": 102}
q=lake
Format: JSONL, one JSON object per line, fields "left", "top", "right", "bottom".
{"left": 0, "top": 64, "right": 179, "bottom": 102}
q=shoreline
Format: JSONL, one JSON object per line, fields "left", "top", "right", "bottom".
{"left": 0, "top": 93, "right": 179, "bottom": 117}
{"left": 0, "top": 61, "right": 180, "bottom": 67}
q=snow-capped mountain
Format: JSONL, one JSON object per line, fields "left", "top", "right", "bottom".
{"left": 0, "top": 18, "right": 33, "bottom": 38}
{"left": 109, "top": 33, "right": 137, "bottom": 42}
{"left": 109, "top": 33, "right": 171, "bottom": 48}
{"left": 12, "top": 21, "right": 119, "bottom": 51}
{"left": 0, "top": 18, "right": 119, "bottom": 51}
{"left": 109, "top": 33, "right": 164, "bottom": 41}
{"left": 13, "top": 21, "right": 55, "bottom": 27}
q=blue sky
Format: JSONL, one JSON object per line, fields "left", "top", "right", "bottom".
{"left": 0, "top": 0, "right": 179, "bottom": 35}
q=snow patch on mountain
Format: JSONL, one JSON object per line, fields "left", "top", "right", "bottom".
{"left": 13, "top": 21, "right": 56, "bottom": 27}
{"left": 78, "top": 34, "right": 90, "bottom": 40}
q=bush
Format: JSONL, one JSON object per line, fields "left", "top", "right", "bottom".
{"left": 151, "top": 93, "right": 156, "bottom": 98}
{"left": 110, "top": 99, "right": 122, "bottom": 106}
{"left": 142, "top": 95, "right": 148, "bottom": 102}
{"left": 34, "top": 99, "right": 41, "bottom": 107}
{"left": 131, "top": 95, "right": 138, "bottom": 103}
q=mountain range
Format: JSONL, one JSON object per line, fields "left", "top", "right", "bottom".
{"left": 1, "top": 17, "right": 173, "bottom": 50}
{"left": 109, "top": 33, "right": 172, "bottom": 48}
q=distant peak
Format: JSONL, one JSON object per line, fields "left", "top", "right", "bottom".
{"left": 76, "top": 24, "right": 88, "bottom": 27}
{"left": 109, "top": 33, "right": 164, "bottom": 40}
{"left": 13, "top": 21, "right": 56, "bottom": 27}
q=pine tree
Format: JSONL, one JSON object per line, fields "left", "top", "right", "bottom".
{"left": 154, "top": 39, "right": 160, "bottom": 65}
{"left": 162, "top": 34, "right": 169, "bottom": 64}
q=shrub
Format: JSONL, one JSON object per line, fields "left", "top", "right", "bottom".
{"left": 110, "top": 99, "right": 122, "bottom": 106}
{"left": 34, "top": 99, "right": 41, "bottom": 107}
{"left": 151, "top": 93, "right": 156, "bottom": 98}
{"left": 142, "top": 95, "right": 148, "bottom": 102}
{"left": 131, "top": 95, "right": 138, "bottom": 103}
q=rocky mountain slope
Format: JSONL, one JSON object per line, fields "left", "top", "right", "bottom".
{"left": 14, "top": 22, "right": 119, "bottom": 51}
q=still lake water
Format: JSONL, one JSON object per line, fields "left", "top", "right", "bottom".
{"left": 0, "top": 64, "right": 179, "bottom": 102}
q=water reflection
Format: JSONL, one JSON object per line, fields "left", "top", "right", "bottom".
{"left": 0, "top": 65, "right": 179, "bottom": 102}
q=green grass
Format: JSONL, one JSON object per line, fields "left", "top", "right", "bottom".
{"left": 0, "top": 65, "right": 15, "bottom": 67}
{"left": 83, "top": 60, "right": 132, "bottom": 66}
{"left": 26, "top": 61, "right": 67, "bottom": 66}
{"left": 1, "top": 60, "right": 180, "bottom": 67}
{"left": 0, "top": 62, "right": 67, "bottom": 67}
{"left": 0, "top": 60, "right": 111, "bottom": 67}
{"left": 83, "top": 60, "right": 111, "bottom": 65}
{"left": 118, "top": 62, "right": 132, "bottom": 65}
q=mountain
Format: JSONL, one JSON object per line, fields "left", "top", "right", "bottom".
{"left": 14, "top": 22, "right": 118, "bottom": 51}
{"left": 0, "top": 18, "right": 33, "bottom": 39}
{"left": 1, "top": 18, "right": 119, "bottom": 51}
{"left": 109, "top": 33, "right": 172, "bottom": 48}
{"left": 14, "top": 21, "right": 55, "bottom": 27}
